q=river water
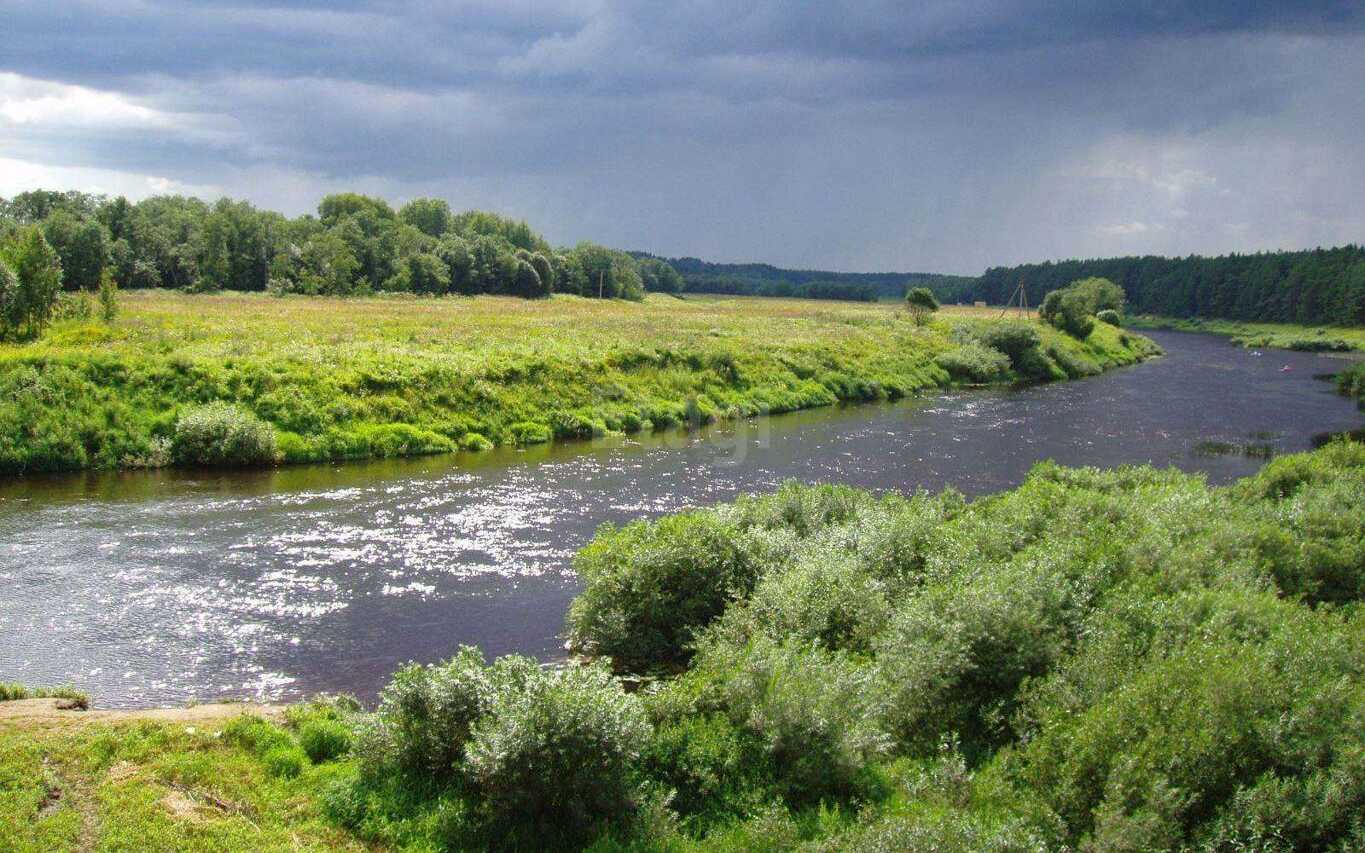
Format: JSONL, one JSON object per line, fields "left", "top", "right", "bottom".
{"left": 1, "top": 330, "right": 1360, "bottom": 707}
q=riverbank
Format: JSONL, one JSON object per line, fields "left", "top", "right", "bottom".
{"left": 3, "top": 441, "right": 1361, "bottom": 851}
{"left": 1129, "top": 313, "right": 1365, "bottom": 352}
{"left": 0, "top": 291, "right": 1157, "bottom": 474}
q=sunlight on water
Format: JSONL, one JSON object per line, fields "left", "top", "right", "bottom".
{"left": 0, "top": 330, "right": 1360, "bottom": 707}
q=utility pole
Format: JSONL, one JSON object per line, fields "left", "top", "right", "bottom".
{"left": 999, "top": 276, "right": 1029, "bottom": 318}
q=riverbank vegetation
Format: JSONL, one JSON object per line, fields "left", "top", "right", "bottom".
{"left": 1128, "top": 314, "right": 1365, "bottom": 352}
{"left": 2, "top": 441, "right": 1361, "bottom": 850}
{"left": 973, "top": 244, "right": 1365, "bottom": 326}
{"left": 0, "top": 292, "right": 1157, "bottom": 474}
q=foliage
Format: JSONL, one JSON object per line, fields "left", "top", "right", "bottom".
{"left": 564, "top": 441, "right": 1364, "bottom": 847}
{"left": 973, "top": 245, "right": 1365, "bottom": 326}
{"left": 353, "top": 646, "right": 493, "bottom": 787}
{"left": 0, "top": 683, "right": 89, "bottom": 707}
{"left": 905, "top": 286, "right": 940, "bottom": 325}
{"left": 463, "top": 660, "right": 651, "bottom": 843}
{"left": 567, "top": 509, "right": 764, "bottom": 670}
{"left": 934, "top": 343, "right": 1010, "bottom": 383}
{"left": 1095, "top": 307, "right": 1120, "bottom": 326}
{"left": 0, "top": 187, "right": 649, "bottom": 304}
{"left": 342, "top": 653, "right": 651, "bottom": 848}
{"left": 1337, "top": 361, "right": 1365, "bottom": 407}
{"left": 1040, "top": 284, "right": 1097, "bottom": 338}
{"left": 98, "top": 267, "right": 118, "bottom": 321}
{"left": 0, "top": 226, "right": 63, "bottom": 339}
{"left": 172, "top": 401, "right": 278, "bottom": 467}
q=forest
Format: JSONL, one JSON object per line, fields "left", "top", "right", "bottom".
{"left": 633, "top": 253, "right": 977, "bottom": 303}
{"left": 971, "top": 245, "right": 1365, "bottom": 326}
{"left": 0, "top": 189, "right": 651, "bottom": 308}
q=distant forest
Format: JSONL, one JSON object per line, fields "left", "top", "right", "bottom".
{"left": 971, "top": 246, "right": 1365, "bottom": 326}
{"left": 632, "top": 253, "right": 977, "bottom": 303}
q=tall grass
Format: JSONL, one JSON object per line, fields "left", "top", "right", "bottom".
{"left": 0, "top": 291, "right": 1158, "bottom": 473}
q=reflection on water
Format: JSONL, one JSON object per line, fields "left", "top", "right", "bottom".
{"left": 1, "top": 330, "right": 1361, "bottom": 707}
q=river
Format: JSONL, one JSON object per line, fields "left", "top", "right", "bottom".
{"left": 1, "top": 330, "right": 1361, "bottom": 707}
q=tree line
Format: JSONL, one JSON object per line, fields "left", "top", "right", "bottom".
{"left": 0, "top": 190, "right": 657, "bottom": 315}
{"left": 670, "top": 273, "right": 880, "bottom": 302}
{"left": 972, "top": 245, "right": 1365, "bottom": 326}
{"left": 634, "top": 252, "right": 977, "bottom": 303}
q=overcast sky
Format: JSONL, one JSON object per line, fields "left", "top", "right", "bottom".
{"left": 2, "top": 2, "right": 1363, "bottom": 274}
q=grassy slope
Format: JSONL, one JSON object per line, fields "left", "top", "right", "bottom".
{"left": 0, "top": 292, "right": 1157, "bottom": 473}
{"left": 1128, "top": 313, "right": 1365, "bottom": 351}
{"left": 0, "top": 703, "right": 360, "bottom": 853}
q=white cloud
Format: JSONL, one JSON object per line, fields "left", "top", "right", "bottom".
{"left": 0, "top": 72, "right": 175, "bottom": 129}
{"left": 0, "top": 156, "right": 223, "bottom": 201}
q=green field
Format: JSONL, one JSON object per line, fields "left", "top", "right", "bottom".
{"left": 0, "top": 292, "right": 1157, "bottom": 474}
{"left": 3, "top": 441, "right": 1361, "bottom": 851}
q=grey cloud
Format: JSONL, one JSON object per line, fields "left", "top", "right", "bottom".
{"left": 1, "top": 3, "right": 1362, "bottom": 273}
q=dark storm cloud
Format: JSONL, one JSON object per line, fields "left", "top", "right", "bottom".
{"left": 2, "top": 2, "right": 1363, "bottom": 272}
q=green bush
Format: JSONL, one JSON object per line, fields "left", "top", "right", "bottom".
{"left": 1040, "top": 289, "right": 1095, "bottom": 338}
{"left": 873, "top": 559, "right": 1073, "bottom": 755}
{"left": 934, "top": 343, "right": 1010, "bottom": 383}
{"left": 1015, "top": 614, "right": 1364, "bottom": 850}
{"left": 298, "top": 718, "right": 352, "bottom": 763}
{"left": 642, "top": 713, "right": 772, "bottom": 828}
{"left": 463, "top": 660, "right": 652, "bottom": 844}
{"left": 978, "top": 321, "right": 1051, "bottom": 377}
{"left": 1095, "top": 308, "right": 1121, "bottom": 326}
{"left": 567, "top": 510, "right": 765, "bottom": 669}
{"left": 222, "top": 714, "right": 294, "bottom": 756}
{"left": 693, "top": 635, "right": 889, "bottom": 804}
{"left": 263, "top": 745, "right": 308, "bottom": 778}
{"left": 172, "top": 401, "right": 278, "bottom": 467}
{"left": 353, "top": 646, "right": 493, "bottom": 787}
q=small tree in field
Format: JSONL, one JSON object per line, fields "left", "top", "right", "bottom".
{"left": 98, "top": 268, "right": 119, "bottom": 322}
{"left": 905, "top": 286, "right": 940, "bottom": 326}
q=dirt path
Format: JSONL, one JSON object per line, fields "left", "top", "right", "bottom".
{"left": 0, "top": 698, "right": 283, "bottom": 725}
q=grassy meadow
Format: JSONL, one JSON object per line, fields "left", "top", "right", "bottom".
{"left": 0, "top": 291, "right": 1157, "bottom": 473}
{"left": 3, "top": 441, "right": 1362, "bottom": 851}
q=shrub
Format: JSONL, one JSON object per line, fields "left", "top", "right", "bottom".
{"left": 1337, "top": 362, "right": 1365, "bottom": 406}
{"left": 643, "top": 713, "right": 772, "bottom": 828}
{"left": 694, "top": 635, "right": 889, "bottom": 804}
{"left": 567, "top": 510, "right": 764, "bottom": 669}
{"left": 873, "top": 559, "right": 1073, "bottom": 755}
{"left": 1040, "top": 289, "right": 1095, "bottom": 338}
{"left": 172, "top": 401, "right": 278, "bottom": 467}
{"left": 1014, "top": 615, "right": 1365, "bottom": 849}
{"left": 731, "top": 547, "right": 892, "bottom": 653}
{"left": 98, "top": 267, "right": 118, "bottom": 321}
{"left": 905, "top": 286, "right": 940, "bottom": 326}
{"left": 353, "top": 646, "right": 493, "bottom": 786}
{"left": 464, "top": 660, "right": 652, "bottom": 844}
{"left": 509, "top": 421, "right": 552, "bottom": 445}
{"left": 935, "top": 343, "right": 1010, "bottom": 383}
{"left": 979, "top": 321, "right": 1042, "bottom": 366}
{"left": 298, "top": 718, "right": 352, "bottom": 763}
{"left": 1095, "top": 308, "right": 1121, "bottom": 326}
{"left": 1069, "top": 276, "right": 1125, "bottom": 313}
{"left": 263, "top": 745, "right": 308, "bottom": 778}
